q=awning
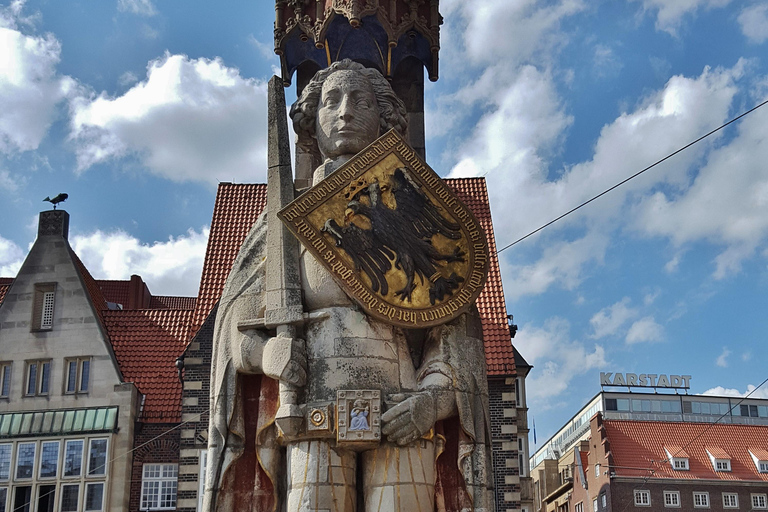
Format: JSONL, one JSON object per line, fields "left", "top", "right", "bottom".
{"left": 0, "top": 407, "right": 118, "bottom": 438}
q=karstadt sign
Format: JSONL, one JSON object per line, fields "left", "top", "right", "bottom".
{"left": 600, "top": 372, "right": 692, "bottom": 389}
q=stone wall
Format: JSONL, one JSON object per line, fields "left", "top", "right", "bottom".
{"left": 130, "top": 422, "right": 181, "bottom": 512}
{"left": 490, "top": 376, "right": 522, "bottom": 512}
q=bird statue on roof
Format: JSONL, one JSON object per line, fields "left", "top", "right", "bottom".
{"left": 43, "top": 193, "right": 68, "bottom": 210}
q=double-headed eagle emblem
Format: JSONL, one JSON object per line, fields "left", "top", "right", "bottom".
{"left": 322, "top": 168, "right": 465, "bottom": 305}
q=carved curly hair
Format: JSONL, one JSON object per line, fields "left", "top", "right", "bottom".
{"left": 290, "top": 59, "right": 408, "bottom": 143}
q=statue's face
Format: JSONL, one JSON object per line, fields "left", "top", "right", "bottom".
{"left": 315, "top": 70, "right": 380, "bottom": 161}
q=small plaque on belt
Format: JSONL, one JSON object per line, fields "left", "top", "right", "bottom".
{"left": 337, "top": 390, "right": 381, "bottom": 447}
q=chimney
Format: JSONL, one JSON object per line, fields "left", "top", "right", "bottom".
{"left": 128, "top": 274, "right": 151, "bottom": 309}
{"left": 38, "top": 210, "right": 70, "bottom": 239}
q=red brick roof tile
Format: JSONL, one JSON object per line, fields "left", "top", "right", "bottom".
{"left": 604, "top": 419, "right": 768, "bottom": 481}
{"left": 0, "top": 278, "right": 12, "bottom": 307}
{"left": 149, "top": 295, "right": 196, "bottom": 310}
{"left": 664, "top": 445, "right": 690, "bottom": 458}
{"left": 98, "top": 280, "right": 131, "bottom": 306}
{"left": 103, "top": 308, "right": 193, "bottom": 422}
{"left": 192, "top": 178, "right": 515, "bottom": 375}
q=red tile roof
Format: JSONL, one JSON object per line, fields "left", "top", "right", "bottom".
{"left": 98, "top": 279, "right": 131, "bottom": 306}
{"left": 149, "top": 295, "right": 196, "bottom": 310}
{"left": 103, "top": 308, "right": 193, "bottom": 422}
{"left": 604, "top": 419, "right": 768, "bottom": 481}
{"left": 192, "top": 178, "right": 515, "bottom": 376}
{"left": 664, "top": 445, "right": 690, "bottom": 458}
{"left": 0, "top": 277, "right": 12, "bottom": 307}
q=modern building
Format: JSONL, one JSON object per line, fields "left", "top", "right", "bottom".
{"left": 531, "top": 385, "right": 768, "bottom": 512}
{"left": 0, "top": 210, "right": 192, "bottom": 512}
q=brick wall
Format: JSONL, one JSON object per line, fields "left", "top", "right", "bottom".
{"left": 130, "top": 422, "right": 181, "bottom": 512}
{"left": 610, "top": 480, "right": 768, "bottom": 512}
{"left": 177, "top": 308, "right": 216, "bottom": 511}
{"left": 490, "top": 376, "right": 521, "bottom": 512}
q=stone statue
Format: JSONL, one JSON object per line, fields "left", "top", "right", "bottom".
{"left": 204, "top": 60, "right": 494, "bottom": 512}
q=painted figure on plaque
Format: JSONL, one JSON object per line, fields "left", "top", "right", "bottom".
{"left": 204, "top": 60, "right": 494, "bottom": 512}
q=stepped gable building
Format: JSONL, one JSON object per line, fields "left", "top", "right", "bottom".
{"left": 177, "top": 177, "right": 530, "bottom": 511}
{"left": 0, "top": 210, "right": 193, "bottom": 512}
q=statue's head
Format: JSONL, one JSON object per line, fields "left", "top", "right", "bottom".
{"left": 290, "top": 59, "right": 407, "bottom": 161}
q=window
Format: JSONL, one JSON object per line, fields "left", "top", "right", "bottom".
{"left": 664, "top": 491, "right": 680, "bottom": 507}
{"left": 31, "top": 283, "right": 56, "bottom": 331}
{"left": 0, "top": 364, "right": 10, "bottom": 398}
{"left": 15, "top": 442, "right": 36, "bottom": 479}
{"left": 38, "top": 441, "right": 59, "bottom": 478}
{"left": 0, "top": 487, "right": 6, "bottom": 512}
{"left": 753, "top": 494, "right": 768, "bottom": 509}
{"left": 25, "top": 360, "right": 51, "bottom": 396}
{"left": 723, "top": 493, "right": 739, "bottom": 508}
{"left": 758, "top": 460, "right": 768, "bottom": 473}
{"left": 60, "top": 484, "right": 79, "bottom": 512}
{"left": 715, "top": 459, "right": 731, "bottom": 472}
{"left": 87, "top": 439, "right": 108, "bottom": 476}
{"left": 63, "top": 439, "right": 84, "bottom": 477}
{"left": 36, "top": 484, "right": 55, "bottom": 512}
{"left": 601, "top": 493, "right": 607, "bottom": 507}
{"left": 634, "top": 490, "right": 651, "bottom": 506}
{"left": 575, "top": 503, "right": 584, "bottom": 512}
{"left": 84, "top": 482, "right": 104, "bottom": 511}
{"left": 12, "top": 486, "right": 31, "bottom": 512}
{"left": 693, "top": 492, "right": 710, "bottom": 508}
{"left": 140, "top": 464, "right": 178, "bottom": 510}
{"left": 741, "top": 404, "right": 759, "bottom": 417}
{"left": 198, "top": 449, "right": 207, "bottom": 510}
{"left": 595, "top": 463, "right": 600, "bottom": 478}
{"left": 593, "top": 498, "right": 597, "bottom": 512}
{"left": 672, "top": 458, "right": 689, "bottom": 470}
{"left": 65, "top": 358, "right": 91, "bottom": 394}
{"left": 0, "top": 445, "right": 10, "bottom": 480}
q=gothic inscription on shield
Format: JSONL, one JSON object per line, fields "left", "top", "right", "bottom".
{"left": 279, "top": 130, "right": 489, "bottom": 328}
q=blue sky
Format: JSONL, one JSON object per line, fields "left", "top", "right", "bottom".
{"left": 1, "top": 0, "right": 767, "bottom": 447}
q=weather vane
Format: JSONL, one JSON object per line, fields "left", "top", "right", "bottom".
{"left": 43, "top": 193, "right": 68, "bottom": 210}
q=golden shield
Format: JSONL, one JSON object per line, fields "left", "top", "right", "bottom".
{"left": 279, "top": 130, "right": 489, "bottom": 328}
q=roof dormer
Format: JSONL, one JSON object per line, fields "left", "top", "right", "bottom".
{"left": 749, "top": 449, "right": 768, "bottom": 474}
{"left": 664, "top": 446, "right": 690, "bottom": 471}
{"left": 706, "top": 447, "right": 732, "bottom": 472}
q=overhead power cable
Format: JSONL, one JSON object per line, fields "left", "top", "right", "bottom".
{"left": 496, "top": 97, "right": 768, "bottom": 254}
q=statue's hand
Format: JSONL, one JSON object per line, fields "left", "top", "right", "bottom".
{"left": 381, "top": 392, "right": 436, "bottom": 446}
{"left": 262, "top": 333, "right": 307, "bottom": 387}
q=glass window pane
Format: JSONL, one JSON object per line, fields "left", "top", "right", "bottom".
{"left": 36, "top": 484, "right": 55, "bottom": 512}
{"left": 0, "top": 487, "right": 6, "bottom": 512}
{"left": 13, "top": 486, "right": 31, "bottom": 512}
{"left": 631, "top": 399, "right": 641, "bottom": 411}
{"left": 26, "top": 364, "right": 37, "bottom": 395}
{"left": 617, "top": 399, "right": 630, "bottom": 411}
{"left": 67, "top": 361, "right": 77, "bottom": 393}
{"left": 40, "top": 362, "right": 50, "bottom": 394}
{"left": 692, "top": 401, "right": 701, "bottom": 413}
{"left": 39, "top": 441, "right": 59, "bottom": 478}
{"left": 60, "top": 485, "right": 79, "bottom": 512}
{"left": 142, "top": 481, "right": 159, "bottom": 509}
{"left": 64, "top": 440, "right": 84, "bottom": 477}
{"left": 15, "top": 442, "right": 36, "bottom": 479}
{"left": 84, "top": 483, "right": 103, "bottom": 511}
{"left": 80, "top": 360, "right": 90, "bottom": 392}
{"left": 0, "top": 445, "right": 10, "bottom": 480}
{"left": 0, "top": 365, "right": 10, "bottom": 397}
{"left": 88, "top": 439, "right": 107, "bottom": 476}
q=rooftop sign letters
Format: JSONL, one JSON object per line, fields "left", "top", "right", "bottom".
{"left": 600, "top": 372, "right": 692, "bottom": 389}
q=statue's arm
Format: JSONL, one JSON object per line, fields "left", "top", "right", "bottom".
{"left": 232, "top": 328, "right": 306, "bottom": 387}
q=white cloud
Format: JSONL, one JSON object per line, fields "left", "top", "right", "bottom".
{"left": 625, "top": 316, "right": 664, "bottom": 344}
{"left": 590, "top": 297, "right": 638, "bottom": 338}
{"left": 0, "top": 169, "right": 21, "bottom": 192}
{"left": 515, "top": 317, "right": 607, "bottom": 402}
{"left": 117, "top": 71, "right": 139, "bottom": 88}
{"left": 247, "top": 34, "right": 275, "bottom": 61}
{"left": 631, "top": 0, "right": 733, "bottom": 35}
{"left": 715, "top": 347, "right": 731, "bottom": 367}
{"left": 0, "top": 3, "right": 76, "bottom": 154}
{"left": 71, "top": 227, "right": 209, "bottom": 296}
{"left": 0, "top": 234, "right": 24, "bottom": 276}
{"left": 738, "top": 3, "right": 768, "bottom": 43}
{"left": 703, "top": 384, "right": 768, "bottom": 399}
{"left": 70, "top": 53, "right": 269, "bottom": 184}
{"left": 117, "top": 0, "right": 156, "bottom": 17}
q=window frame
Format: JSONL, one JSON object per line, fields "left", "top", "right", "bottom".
{"left": 87, "top": 438, "right": 109, "bottom": 477}
{"left": 758, "top": 461, "right": 768, "bottom": 473}
{"left": 0, "top": 487, "right": 6, "bottom": 512}
{"left": 672, "top": 458, "right": 689, "bottom": 470}
{"left": 752, "top": 493, "right": 768, "bottom": 510}
{"left": 601, "top": 493, "right": 607, "bottom": 508}
{"left": 0, "top": 363, "right": 10, "bottom": 398}
{"left": 59, "top": 483, "right": 80, "bottom": 512}
{"left": 723, "top": 492, "right": 739, "bottom": 509}
{"left": 664, "top": 490, "right": 681, "bottom": 508}
{"left": 634, "top": 489, "right": 651, "bottom": 507}
{"left": 0, "top": 444, "right": 11, "bottom": 481}
{"left": 715, "top": 459, "right": 731, "bottom": 472}
{"left": 38, "top": 440, "right": 60, "bottom": 479}
{"left": 64, "top": 357, "right": 92, "bottom": 394}
{"left": 15, "top": 442, "right": 36, "bottom": 480}
{"left": 693, "top": 491, "right": 710, "bottom": 508}
{"left": 140, "top": 463, "right": 179, "bottom": 511}
{"left": 24, "top": 360, "right": 52, "bottom": 397}
{"left": 63, "top": 439, "right": 85, "bottom": 478}
{"left": 84, "top": 481, "right": 104, "bottom": 511}
{"left": 592, "top": 498, "right": 597, "bottom": 512}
